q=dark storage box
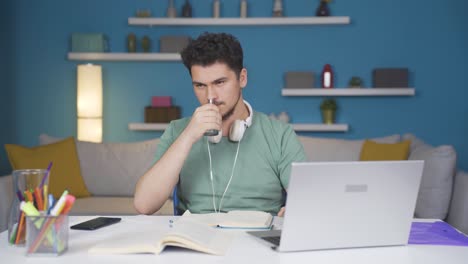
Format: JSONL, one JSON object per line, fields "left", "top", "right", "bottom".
{"left": 160, "top": 36, "right": 191, "bottom": 53}
{"left": 372, "top": 68, "right": 409, "bottom": 88}
{"left": 285, "top": 72, "right": 315, "bottom": 88}
{"left": 145, "top": 106, "right": 181, "bottom": 123}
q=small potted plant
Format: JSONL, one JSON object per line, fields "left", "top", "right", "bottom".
{"left": 349, "top": 76, "right": 363, "bottom": 88}
{"left": 320, "top": 98, "right": 337, "bottom": 124}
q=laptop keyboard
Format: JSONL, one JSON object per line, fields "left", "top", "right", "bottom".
{"left": 262, "top": 236, "right": 281, "bottom": 246}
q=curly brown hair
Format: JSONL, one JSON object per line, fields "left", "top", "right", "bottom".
{"left": 180, "top": 32, "right": 244, "bottom": 78}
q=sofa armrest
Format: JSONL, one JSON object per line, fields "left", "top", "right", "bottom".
{"left": 447, "top": 170, "right": 468, "bottom": 235}
{"left": 0, "top": 175, "right": 13, "bottom": 232}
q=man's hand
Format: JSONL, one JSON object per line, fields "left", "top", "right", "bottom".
{"left": 277, "top": 207, "right": 285, "bottom": 217}
{"left": 183, "top": 103, "right": 221, "bottom": 143}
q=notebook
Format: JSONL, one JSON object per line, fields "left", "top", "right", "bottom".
{"left": 248, "top": 160, "right": 424, "bottom": 252}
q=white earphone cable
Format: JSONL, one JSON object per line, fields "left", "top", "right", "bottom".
{"left": 207, "top": 136, "right": 242, "bottom": 213}
{"left": 218, "top": 139, "right": 241, "bottom": 212}
{"left": 207, "top": 138, "right": 218, "bottom": 213}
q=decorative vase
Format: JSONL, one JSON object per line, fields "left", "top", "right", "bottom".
{"left": 213, "top": 0, "right": 221, "bottom": 18}
{"left": 240, "top": 0, "right": 248, "bottom": 18}
{"left": 141, "top": 36, "right": 151, "bottom": 52}
{"left": 7, "top": 169, "right": 49, "bottom": 245}
{"left": 321, "top": 109, "right": 336, "bottom": 124}
{"left": 316, "top": 1, "right": 330, "bottom": 17}
{"left": 166, "top": 0, "right": 177, "bottom": 18}
{"left": 273, "top": 0, "right": 283, "bottom": 17}
{"left": 127, "top": 33, "right": 137, "bottom": 53}
{"left": 182, "top": 0, "right": 193, "bottom": 17}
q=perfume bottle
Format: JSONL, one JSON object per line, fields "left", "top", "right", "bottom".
{"left": 273, "top": 0, "right": 283, "bottom": 17}
{"left": 322, "top": 64, "right": 334, "bottom": 88}
{"left": 240, "top": 0, "right": 248, "bottom": 18}
{"left": 213, "top": 0, "right": 221, "bottom": 18}
{"left": 166, "top": 0, "right": 177, "bottom": 18}
{"left": 182, "top": 0, "right": 193, "bottom": 18}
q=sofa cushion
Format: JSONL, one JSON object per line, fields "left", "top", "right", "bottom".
{"left": 40, "top": 134, "right": 159, "bottom": 197}
{"left": 403, "top": 134, "right": 456, "bottom": 220}
{"left": 359, "top": 140, "right": 411, "bottom": 161}
{"left": 298, "top": 134, "right": 401, "bottom": 161}
{"left": 5, "top": 137, "right": 91, "bottom": 198}
{"left": 69, "top": 197, "right": 173, "bottom": 216}
{"left": 447, "top": 170, "right": 468, "bottom": 235}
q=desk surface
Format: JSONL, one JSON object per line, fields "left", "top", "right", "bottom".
{"left": 1, "top": 215, "right": 468, "bottom": 264}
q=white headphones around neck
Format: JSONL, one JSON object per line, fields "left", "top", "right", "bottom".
{"left": 208, "top": 100, "right": 253, "bottom": 143}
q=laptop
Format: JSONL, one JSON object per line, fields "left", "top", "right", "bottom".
{"left": 248, "top": 160, "right": 424, "bottom": 252}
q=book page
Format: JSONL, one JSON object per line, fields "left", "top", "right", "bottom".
{"left": 158, "top": 218, "right": 233, "bottom": 255}
{"left": 181, "top": 210, "right": 273, "bottom": 229}
{"left": 89, "top": 226, "right": 166, "bottom": 254}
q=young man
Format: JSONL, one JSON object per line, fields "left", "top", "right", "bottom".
{"left": 134, "top": 32, "right": 306, "bottom": 216}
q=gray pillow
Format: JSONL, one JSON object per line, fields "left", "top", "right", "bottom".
{"left": 39, "top": 134, "right": 159, "bottom": 196}
{"left": 298, "top": 134, "right": 401, "bottom": 162}
{"left": 403, "top": 133, "right": 456, "bottom": 220}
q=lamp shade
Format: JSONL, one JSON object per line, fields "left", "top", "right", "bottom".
{"left": 77, "top": 64, "right": 103, "bottom": 142}
{"left": 77, "top": 118, "right": 102, "bottom": 143}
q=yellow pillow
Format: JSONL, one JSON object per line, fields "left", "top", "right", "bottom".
{"left": 359, "top": 140, "right": 411, "bottom": 161}
{"left": 5, "top": 137, "right": 91, "bottom": 198}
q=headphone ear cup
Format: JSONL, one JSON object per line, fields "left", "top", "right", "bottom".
{"left": 229, "top": 120, "right": 246, "bottom": 142}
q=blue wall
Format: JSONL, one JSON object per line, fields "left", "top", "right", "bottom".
{"left": 0, "top": 1, "right": 15, "bottom": 175}
{"left": 1, "top": 0, "right": 467, "bottom": 175}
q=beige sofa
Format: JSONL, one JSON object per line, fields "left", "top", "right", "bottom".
{"left": 1, "top": 133, "right": 467, "bottom": 235}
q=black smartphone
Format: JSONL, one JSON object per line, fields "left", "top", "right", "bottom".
{"left": 70, "top": 217, "right": 121, "bottom": 231}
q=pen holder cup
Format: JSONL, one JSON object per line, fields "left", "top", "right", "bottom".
{"left": 26, "top": 214, "right": 69, "bottom": 256}
{"left": 7, "top": 169, "right": 49, "bottom": 246}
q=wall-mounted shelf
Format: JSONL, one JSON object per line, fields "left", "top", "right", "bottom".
{"left": 128, "top": 123, "right": 348, "bottom": 132}
{"left": 67, "top": 52, "right": 181, "bottom": 61}
{"left": 292, "top": 123, "right": 348, "bottom": 132}
{"left": 129, "top": 123, "right": 169, "bottom": 131}
{"left": 128, "top": 17, "right": 351, "bottom": 26}
{"left": 282, "top": 88, "right": 415, "bottom": 96}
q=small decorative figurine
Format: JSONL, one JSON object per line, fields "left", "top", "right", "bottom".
{"left": 316, "top": 0, "right": 331, "bottom": 17}
{"left": 182, "top": 0, "right": 193, "bottom": 18}
{"left": 273, "top": 0, "right": 283, "bottom": 17}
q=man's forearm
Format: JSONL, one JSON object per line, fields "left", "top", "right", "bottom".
{"left": 134, "top": 132, "right": 195, "bottom": 214}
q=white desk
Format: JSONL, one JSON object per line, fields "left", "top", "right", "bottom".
{"left": 1, "top": 215, "right": 468, "bottom": 264}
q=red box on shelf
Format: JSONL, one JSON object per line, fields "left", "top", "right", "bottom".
{"left": 151, "top": 96, "right": 172, "bottom": 107}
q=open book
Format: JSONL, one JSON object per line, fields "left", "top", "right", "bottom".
{"left": 181, "top": 210, "right": 274, "bottom": 229}
{"left": 89, "top": 218, "right": 234, "bottom": 255}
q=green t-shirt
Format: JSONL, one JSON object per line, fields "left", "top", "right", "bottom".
{"left": 154, "top": 111, "right": 306, "bottom": 214}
